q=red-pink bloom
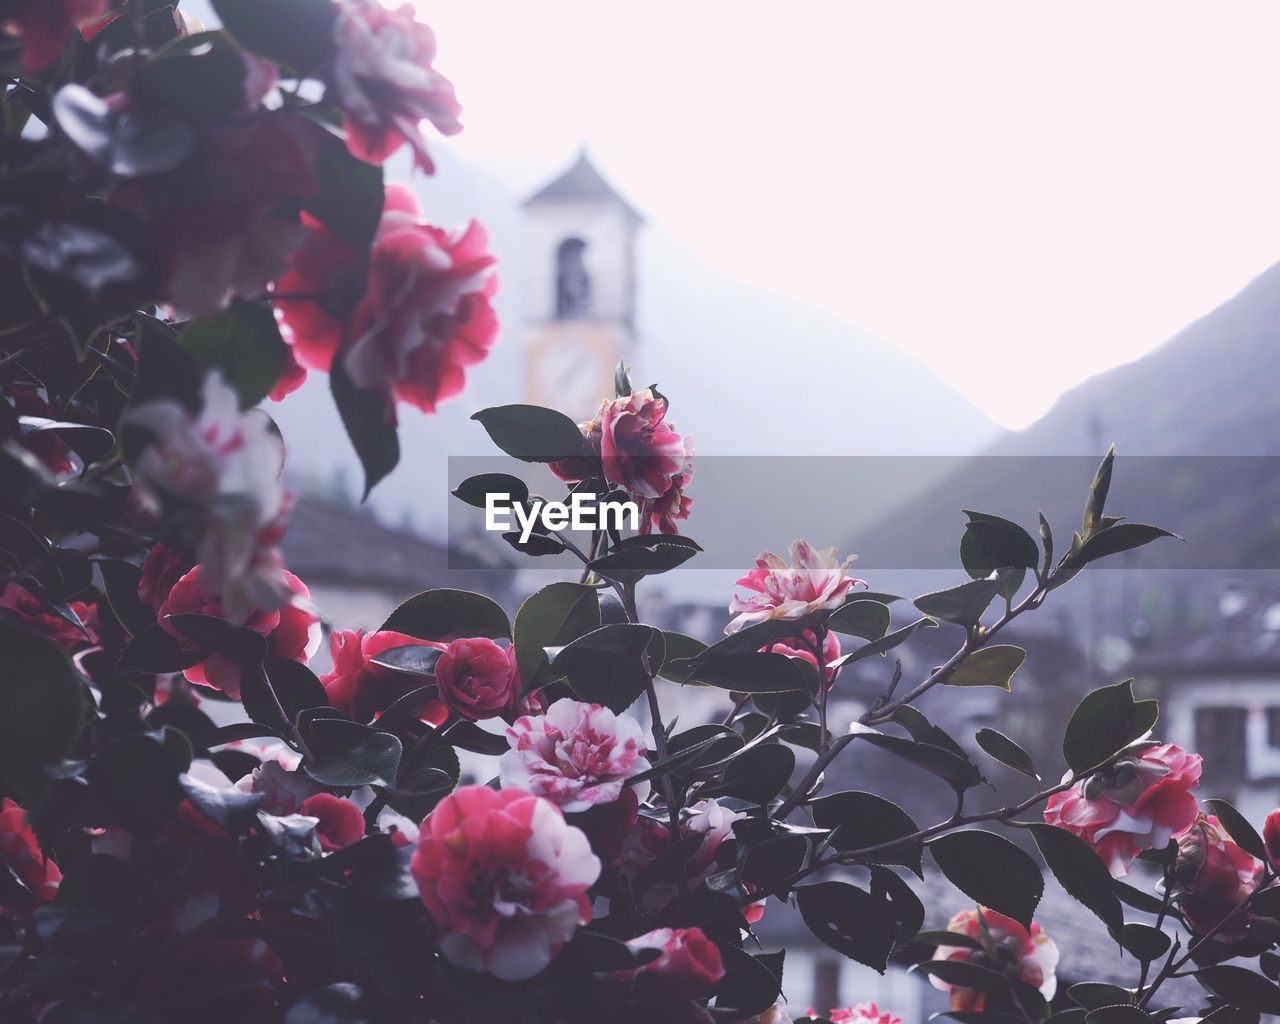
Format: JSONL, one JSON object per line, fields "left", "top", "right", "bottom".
{"left": 299, "top": 793, "right": 365, "bottom": 852}
{"left": 825, "top": 1005, "right": 902, "bottom": 1024}
{"left": 2, "top": 0, "right": 106, "bottom": 72}
{"left": 158, "top": 566, "right": 320, "bottom": 699}
{"left": 726, "top": 541, "right": 865, "bottom": 634}
{"left": 931, "top": 908, "right": 1059, "bottom": 1013}
{"left": 501, "top": 698, "right": 651, "bottom": 811}
{"left": 330, "top": 0, "right": 462, "bottom": 171}
{"left": 0, "top": 582, "right": 93, "bottom": 651}
{"left": 598, "top": 389, "right": 690, "bottom": 501}
{"left": 1175, "top": 813, "right": 1265, "bottom": 939}
{"left": 1043, "top": 742, "right": 1202, "bottom": 877}
{"left": 345, "top": 186, "right": 498, "bottom": 418}
{"left": 435, "top": 636, "right": 517, "bottom": 721}
{"left": 1265, "top": 807, "right": 1280, "bottom": 867}
{"left": 137, "top": 542, "right": 194, "bottom": 612}
{"left": 641, "top": 435, "right": 695, "bottom": 535}
{"left": 411, "top": 785, "right": 600, "bottom": 980}
{"left": 764, "top": 628, "right": 842, "bottom": 689}
{"left": 615, "top": 927, "right": 725, "bottom": 1004}
{"left": 319, "top": 628, "right": 448, "bottom": 725}
{"left": 0, "top": 799, "right": 61, "bottom": 902}
{"left": 273, "top": 213, "right": 363, "bottom": 372}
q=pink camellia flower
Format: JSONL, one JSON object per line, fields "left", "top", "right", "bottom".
{"left": 764, "top": 629, "right": 842, "bottom": 690}
{"left": 411, "top": 785, "right": 600, "bottom": 981}
{"left": 273, "top": 213, "right": 364, "bottom": 373}
{"left": 820, "top": 1005, "right": 902, "bottom": 1024}
{"left": 932, "top": 908, "right": 1059, "bottom": 1013}
{"left": 345, "top": 187, "right": 498, "bottom": 418}
{"left": 641, "top": 436, "right": 695, "bottom": 535}
{"left": 2, "top": 0, "right": 107, "bottom": 72}
{"left": 137, "top": 542, "right": 194, "bottom": 613}
{"left": 0, "top": 799, "right": 61, "bottom": 902}
{"left": 501, "top": 698, "right": 651, "bottom": 812}
{"left": 320, "top": 628, "right": 448, "bottom": 726}
{"left": 435, "top": 636, "right": 518, "bottom": 721}
{"left": 1175, "top": 813, "right": 1265, "bottom": 939}
{"left": 598, "top": 389, "right": 690, "bottom": 501}
{"left": 0, "top": 582, "right": 94, "bottom": 652}
{"left": 1043, "top": 742, "right": 1202, "bottom": 877}
{"left": 726, "top": 541, "right": 865, "bottom": 635}
{"left": 1266, "top": 808, "right": 1280, "bottom": 868}
{"left": 158, "top": 567, "right": 320, "bottom": 699}
{"left": 268, "top": 346, "right": 308, "bottom": 402}
{"left": 129, "top": 372, "right": 291, "bottom": 621}
{"left": 614, "top": 927, "right": 725, "bottom": 1004}
{"left": 330, "top": 0, "right": 462, "bottom": 171}
{"left": 299, "top": 794, "right": 365, "bottom": 852}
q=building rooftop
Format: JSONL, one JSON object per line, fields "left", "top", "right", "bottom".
{"left": 524, "top": 151, "right": 643, "bottom": 221}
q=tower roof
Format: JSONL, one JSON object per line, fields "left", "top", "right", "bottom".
{"left": 523, "top": 152, "right": 643, "bottom": 221}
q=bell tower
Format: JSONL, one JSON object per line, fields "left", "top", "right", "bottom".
{"left": 522, "top": 151, "right": 643, "bottom": 420}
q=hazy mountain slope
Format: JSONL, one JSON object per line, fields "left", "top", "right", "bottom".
{"left": 854, "top": 260, "right": 1280, "bottom": 572}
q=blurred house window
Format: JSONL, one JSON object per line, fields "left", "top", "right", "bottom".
{"left": 1267, "top": 706, "right": 1280, "bottom": 747}
{"left": 814, "top": 957, "right": 841, "bottom": 1014}
{"left": 1195, "top": 706, "right": 1247, "bottom": 780}
{"left": 555, "top": 237, "right": 591, "bottom": 318}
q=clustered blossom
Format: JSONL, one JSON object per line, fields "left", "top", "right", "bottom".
{"left": 501, "top": 698, "right": 651, "bottom": 812}
{"left": 726, "top": 540, "right": 865, "bottom": 634}
{"left": 411, "top": 785, "right": 600, "bottom": 980}
{"left": 129, "top": 372, "right": 291, "bottom": 622}
{"left": 552, "top": 388, "right": 695, "bottom": 535}
{"left": 1174, "top": 813, "right": 1266, "bottom": 939}
{"left": 329, "top": 0, "right": 463, "bottom": 171}
{"left": 931, "top": 908, "right": 1059, "bottom": 1013}
{"left": 1043, "top": 742, "right": 1202, "bottom": 877}
{"left": 435, "top": 636, "right": 519, "bottom": 720}
{"left": 276, "top": 185, "right": 499, "bottom": 419}
{"left": 158, "top": 567, "right": 320, "bottom": 699}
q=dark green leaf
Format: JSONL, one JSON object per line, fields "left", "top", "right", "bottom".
{"left": 960, "top": 511, "right": 1041, "bottom": 578}
{"left": 1083, "top": 1008, "right": 1156, "bottom": 1023}
{"left": 303, "top": 125, "right": 384, "bottom": 250}
{"left": 178, "top": 301, "right": 288, "bottom": 408}
{"left": 86, "top": 729, "right": 191, "bottom": 836}
{"left": 513, "top": 582, "right": 599, "bottom": 694}
{"left": 825, "top": 599, "right": 891, "bottom": 641}
{"left": 1062, "top": 680, "right": 1159, "bottom": 775}
{"left": 914, "top": 959, "right": 1009, "bottom": 990}
{"left": 1205, "top": 798, "right": 1269, "bottom": 863}
{"left": 1196, "top": 965, "right": 1280, "bottom": 1014}
{"left": 0, "top": 622, "right": 85, "bottom": 801}
{"left": 303, "top": 720, "right": 402, "bottom": 788}
{"left": 379, "top": 589, "right": 510, "bottom": 643}
{"left": 975, "top": 728, "right": 1038, "bottom": 779}
{"left": 452, "top": 473, "right": 530, "bottom": 510}
{"left": 330, "top": 357, "right": 398, "bottom": 500}
{"left": 1074, "top": 523, "right": 1180, "bottom": 569}
{"left": 700, "top": 743, "right": 795, "bottom": 805}
{"left": 98, "top": 559, "right": 155, "bottom": 638}
{"left": 929, "top": 831, "right": 1043, "bottom": 928}
{"left": 1083, "top": 445, "right": 1115, "bottom": 534}
{"left": 856, "top": 730, "right": 982, "bottom": 792}
{"left": 796, "top": 881, "right": 897, "bottom": 972}
{"left": 914, "top": 578, "right": 1000, "bottom": 628}
{"left": 366, "top": 645, "right": 443, "bottom": 677}
{"left": 587, "top": 535, "right": 700, "bottom": 581}
{"left": 1068, "top": 982, "right": 1136, "bottom": 1010}
{"left": 471, "top": 405, "right": 593, "bottom": 463}
{"left": 211, "top": 0, "right": 337, "bottom": 74}
{"left": 829, "top": 617, "right": 937, "bottom": 669}
{"left": 1028, "top": 823, "right": 1124, "bottom": 935}
{"left": 551, "top": 623, "right": 661, "bottom": 712}
{"left": 1119, "top": 923, "right": 1170, "bottom": 961}
{"left": 810, "top": 790, "right": 922, "bottom": 876}
{"left": 715, "top": 945, "right": 783, "bottom": 1016}
{"left": 690, "top": 651, "right": 813, "bottom": 694}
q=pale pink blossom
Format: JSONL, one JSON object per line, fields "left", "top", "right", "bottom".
{"left": 1043, "top": 742, "right": 1202, "bottom": 877}
{"left": 236, "top": 761, "right": 322, "bottom": 816}
{"left": 330, "top": 0, "right": 462, "bottom": 171}
{"left": 826, "top": 1004, "right": 902, "bottom": 1024}
{"left": 501, "top": 698, "right": 650, "bottom": 812}
{"left": 726, "top": 540, "right": 865, "bottom": 634}
{"left": 411, "top": 786, "right": 600, "bottom": 980}
{"left": 129, "top": 372, "right": 290, "bottom": 621}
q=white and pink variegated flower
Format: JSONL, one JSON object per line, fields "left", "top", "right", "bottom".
{"left": 598, "top": 389, "right": 690, "bottom": 501}
{"left": 128, "top": 372, "right": 290, "bottom": 622}
{"left": 330, "top": 0, "right": 462, "bottom": 171}
{"left": 931, "top": 908, "right": 1059, "bottom": 1013}
{"left": 1043, "top": 742, "right": 1202, "bottom": 878}
{"left": 726, "top": 540, "right": 865, "bottom": 634}
{"left": 235, "top": 760, "right": 323, "bottom": 816}
{"left": 500, "top": 698, "right": 651, "bottom": 813}
{"left": 411, "top": 786, "right": 600, "bottom": 981}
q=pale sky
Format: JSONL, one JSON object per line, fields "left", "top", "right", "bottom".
{"left": 419, "top": 1, "right": 1280, "bottom": 429}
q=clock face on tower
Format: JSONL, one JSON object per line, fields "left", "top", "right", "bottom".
{"left": 525, "top": 321, "right": 626, "bottom": 422}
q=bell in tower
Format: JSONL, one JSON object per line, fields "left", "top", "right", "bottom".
{"left": 522, "top": 151, "right": 643, "bottom": 420}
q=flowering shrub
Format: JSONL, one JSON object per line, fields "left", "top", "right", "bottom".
{"left": 0, "top": 2, "right": 1278, "bottom": 1023}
